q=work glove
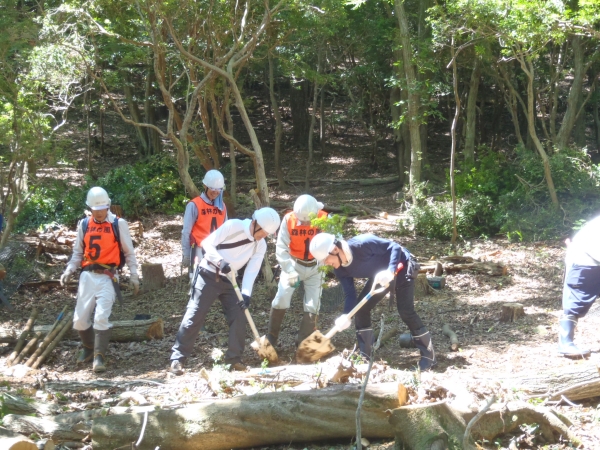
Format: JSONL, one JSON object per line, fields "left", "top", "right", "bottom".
{"left": 220, "top": 261, "right": 232, "bottom": 274}
{"left": 129, "top": 274, "right": 140, "bottom": 296}
{"left": 238, "top": 294, "right": 251, "bottom": 310}
{"left": 182, "top": 255, "right": 191, "bottom": 269}
{"left": 287, "top": 270, "right": 300, "bottom": 288}
{"left": 334, "top": 314, "right": 351, "bottom": 331}
{"left": 60, "top": 268, "right": 75, "bottom": 286}
{"left": 374, "top": 269, "right": 395, "bottom": 288}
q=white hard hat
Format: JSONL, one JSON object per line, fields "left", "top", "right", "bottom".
{"left": 202, "top": 170, "right": 225, "bottom": 190}
{"left": 309, "top": 233, "right": 336, "bottom": 262}
{"left": 293, "top": 195, "right": 324, "bottom": 222}
{"left": 252, "top": 207, "right": 281, "bottom": 235}
{"left": 86, "top": 187, "right": 111, "bottom": 210}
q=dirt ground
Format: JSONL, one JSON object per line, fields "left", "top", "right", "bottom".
{"left": 1, "top": 114, "right": 600, "bottom": 449}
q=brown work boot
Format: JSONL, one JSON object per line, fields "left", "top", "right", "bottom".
{"left": 266, "top": 308, "right": 286, "bottom": 347}
{"left": 296, "top": 312, "right": 318, "bottom": 347}
{"left": 93, "top": 329, "right": 110, "bottom": 373}
{"left": 77, "top": 327, "right": 95, "bottom": 365}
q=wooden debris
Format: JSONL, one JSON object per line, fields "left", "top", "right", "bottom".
{"left": 442, "top": 324, "right": 459, "bottom": 351}
{"left": 25, "top": 312, "right": 72, "bottom": 368}
{"left": 11, "top": 331, "right": 42, "bottom": 366}
{"left": 31, "top": 313, "right": 74, "bottom": 369}
{"left": 34, "top": 317, "right": 164, "bottom": 342}
{"left": 499, "top": 303, "right": 524, "bottom": 323}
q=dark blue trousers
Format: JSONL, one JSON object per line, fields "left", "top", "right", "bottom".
{"left": 562, "top": 264, "right": 600, "bottom": 317}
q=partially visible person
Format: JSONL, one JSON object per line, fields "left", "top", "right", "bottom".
{"left": 310, "top": 233, "right": 436, "bottom": 370}
{"left": 169, "top": 207, "right": 281, "bottom": 375}
{"left": 181, "top": 170, "right": 228, "bottom": 276}
{"left": 60, "top": 187, "right": 139, "bottom": 373}
{"left": 558, "top": 215, "right": 600, "bottom": 357}
{"left": 267, "top": 195, "right": 327, "bottom": 347}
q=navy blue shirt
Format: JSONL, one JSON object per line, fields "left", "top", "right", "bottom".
{"left": 333, "top": 234, "right": 411, "bottom": 313}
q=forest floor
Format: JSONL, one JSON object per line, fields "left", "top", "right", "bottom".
{"left": 1, "top": 110, "right": 600, "bottom": 449}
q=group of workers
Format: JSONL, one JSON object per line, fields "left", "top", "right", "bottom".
{"left": 60, "top": 169, "right": 598, "bottom": 374}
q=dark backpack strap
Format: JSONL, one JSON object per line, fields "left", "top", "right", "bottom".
{"left": 217, "top": 238, "right": 252, "bottom": 250}
{"left": 112, "top": 217, "right": 121, "bottom": 244}
{"left": 82, "top": 217, "right": 89, "bottom": 236}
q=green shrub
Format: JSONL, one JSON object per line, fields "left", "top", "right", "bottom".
{"left": 403, "top": 146, "right": 600, "bottom": 241}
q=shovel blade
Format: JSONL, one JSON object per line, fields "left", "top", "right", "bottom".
{"left": 295, "top": 330, "right": 335, "bottom": 363}
{"left": 250, "top": 336, "right": 279, "bottom": 364}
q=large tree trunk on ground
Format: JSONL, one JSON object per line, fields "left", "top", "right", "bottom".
{"left": 389, "top": 400, "right": 579, "bottom": 450}
{"left": 91, "top": 383, "right": 399, "bottom": 450}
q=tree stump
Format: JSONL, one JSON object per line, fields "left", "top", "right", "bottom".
{"left": 499, "top": 303, "right": 524, "bottom": 322}
{"left": 141, "top": 263, "right": 166, "bottom": 291}
{"left": 415, "top": 274, "right": 436, "bottom": 297}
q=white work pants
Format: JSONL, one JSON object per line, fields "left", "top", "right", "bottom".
{"left": 271, "top": 263, "right": 323, "bottom": 314}
{"left": 73, "top": 271, "right": 116, "bottom": 331}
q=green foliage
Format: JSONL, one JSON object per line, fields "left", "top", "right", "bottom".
{"left": 403, "top": 146, "right": 600, "bottom": 241}
{"left": 97, "top": 153, "right": 185, "bottom": 217}
{"left": 17, "top": 153, "right": 187, "bottom": 232}
{"left": 310, "top": 213, "right": 347, "bottom": 238}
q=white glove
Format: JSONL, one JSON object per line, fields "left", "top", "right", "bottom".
{"left": 60, "top": 268, "right": 75, "bottom": 286}
{"left": 374, "top": 269, "right": 395, "bottom": 288}
{"left": 129, "top": 274, "right": 140, "bottom": 296}
{"left": 287, "top": 270, "right": 299, "bottom": 287}
{"left": 334, "top": 314, "right": 351, "bottom": 331}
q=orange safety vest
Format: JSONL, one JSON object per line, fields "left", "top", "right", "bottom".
{"left": 190, "top": 196, "right": 227, "bottom": 246}
{"left": 287, "top": 210, "right": 327, "bottom": 261}
{"left": 82, "top": 220, "right": 121, "bottom": 268}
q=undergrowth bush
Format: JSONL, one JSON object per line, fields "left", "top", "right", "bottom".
{"left": 17, "top": 153, "right": 191, "bottom": 232}
{"left": 401, "top": 146, "right": 600, "bottom": 241}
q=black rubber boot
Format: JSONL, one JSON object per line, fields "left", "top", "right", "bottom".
{"left": 412, "top": 327, "right": 437, "bottom": 370}
{"left": 296, "top": 312, "right": 318, "bottom": 347}
{"left": 77, "top": 326, "right": 95, "bottom": 365}
{"left": 356, "top": 328, "right": 374, "bottom": 360}
{"left": 93, "top": 329, "right": 111, "bottom": 373}
{"left": 266, "top": 308, "right": 286, "bottom": 347}
{"left": 558, "top": 315, "right": 590, "bottom": 357}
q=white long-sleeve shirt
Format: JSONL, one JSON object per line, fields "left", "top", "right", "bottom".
{"left": 66, "top": 211, "right": 139, "bottom": 276}
{"left": 200, "top": 219, "right": 266, "bottom": 296}
{"left": 275, "top": 213, "right": 295, "bottom": 274}
{"left": 566, "top": 215, "right": 600, "bottom": 267}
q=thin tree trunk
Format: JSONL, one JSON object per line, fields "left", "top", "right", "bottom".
{"left": 556, "top": 36, "right": 585, "bottom": 149}
{"left": 394, "top": 0, "right": 421, "bottom": 196}
{"left": 225, "top": 89, "right": 237, "bottom": 204}
{"left": 521, "top": 56, "right": 559, "bottom": 207}
{"left": 464, "top": 60, "right": 480, "bottom": 167}
{"left": 305, "top": 48, "right": 322, "bottom": 191}
{"left": 268, "top": 52, "right": 286, "bottom": 188}
{"left": 319, "top": 85, "right": 325, "bottom": 153}
{"left": 450, "top": 39, "right": 460, "bottom": 249}
{"left": 123, "top": 73, "right": 149, "bottom": 155}
{"left": 594, "top": 89, "right": 600, "bottom": 151}
{"left": 144, "top": 68, "right": 162, "bottom": 155}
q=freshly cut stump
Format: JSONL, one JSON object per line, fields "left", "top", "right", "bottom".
{"left": 499, "top": 303, "right": 524, "bottom": 322}
{"left": 141, "top": 263, "right": 166, "bottom": 291}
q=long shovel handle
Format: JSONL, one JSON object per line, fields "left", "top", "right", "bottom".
{"left": 226, "top": 272, "right": 262, "bottom": 342}
{"left": 324, "top": 284, "right": 388, "bottom": 339}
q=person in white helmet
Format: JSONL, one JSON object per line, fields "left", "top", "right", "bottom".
{"left": 267, "top": 195, "right": 327, "bottom": 347}
{"left": 169, "top": 207, "right": 281, "bottom": 374}
{"left": 181, "top": 170, "right": 228, "bottom": 276}
{"left": 309, "top": 233, "right": 435, "bottom": 370}
{"left": 60, "top": 187, "right": 140, "bottom": 373}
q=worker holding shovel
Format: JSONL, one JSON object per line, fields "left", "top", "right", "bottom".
{"left": 267, "top": 195, "right": 327, "bottom": 348}
{"left": 169, "top": 207, "right": 281, "bottom": 375}
{"left": 307, "top": 233, "right": 436, "bottom": 370}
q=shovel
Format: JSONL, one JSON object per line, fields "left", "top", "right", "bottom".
{"left": 296, "top": 284, "right": 388, "bottom": 363}
{"left": 226, "top": 271, "right": 279, "bottom": 364}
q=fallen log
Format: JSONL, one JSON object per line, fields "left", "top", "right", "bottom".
{"left": 0, "top": 393, "right": 62, "bottom": 416}
{"left": 11, "top": 331, "right": 43, "bottom": 366}
{"left": 508, "top": 361, "right": 600, "bottom": 401}
{"left": 0, "top": 426, "right": 37, "bottom": 450}
{"left": 33, "top": 317, "right": 164, "bottom": 342}
{"left": 388, "top": 400, "right": 579, "bottom": 450}
{"left": 6, "top": 308, "right": 38, "bottom": 366}
{"left": 0, "top": 328, "right": 18, "bottom": 344}
{"left": 25, "top": 313, "right": 72, "bottom": 367}
{"left": 32, "top": 314, "right": 74, "bottom": 369}
{"left": 91, "top": 382, "right": 400, "bottom": 450}
{"left": 1, "top": 414, "right": 88, "bottom": 442}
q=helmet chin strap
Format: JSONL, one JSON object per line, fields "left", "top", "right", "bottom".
{"left": 252, "top": 220, "right": 263, "bottom": 238}
{"left": 333, "top": 239, "right": 344, "bottom": 266}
